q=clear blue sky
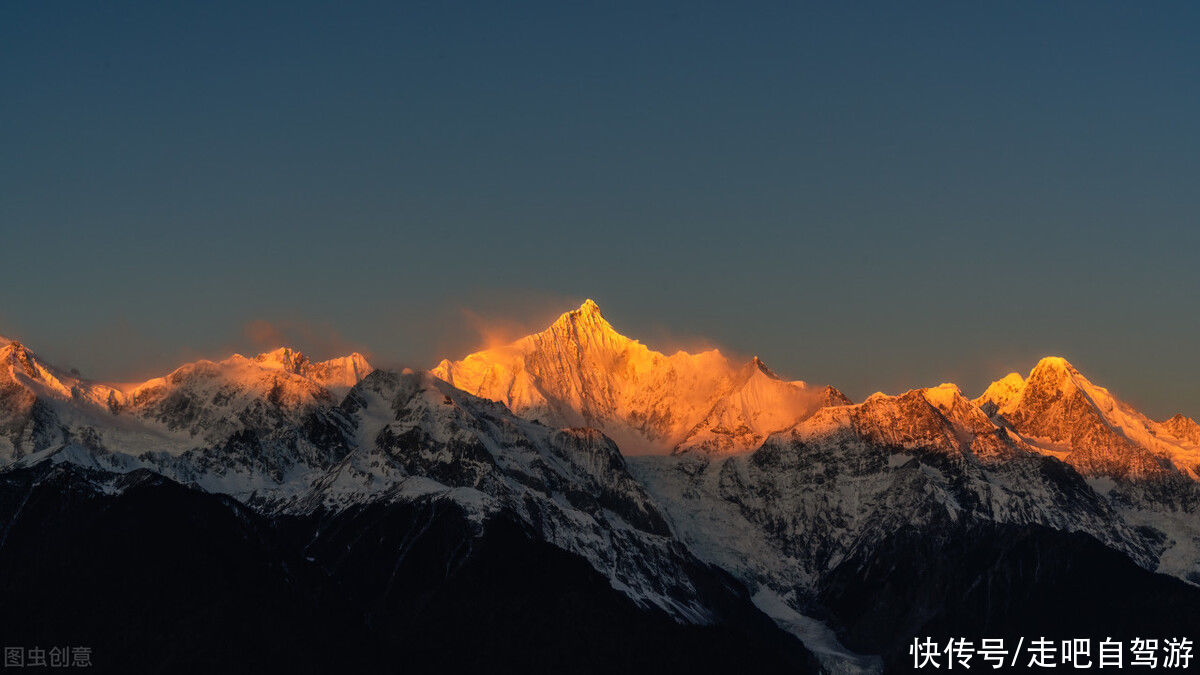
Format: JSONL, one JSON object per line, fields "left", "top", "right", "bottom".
{"left": 2, "top": 1, "right": 1198, "bottom": 417}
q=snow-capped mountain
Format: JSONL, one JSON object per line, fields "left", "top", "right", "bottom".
{"left": 432, "top": 300, "right": 846, "bottom": 455}
{"left": 969, "top": 357, "right": 1200, "bottom": 585}
{"left": 427, "top": 305, "right": 1200, "bottom": 668}
{"left": 0, "top": 339, "right": 374, "bottom": 483}
{"left": 975, "top": 356, "right": 1200, "bottom": 480}
{"left": 4, "top": 306, "right": 1200, "bottom": 673}
{"left": 631, "top": 382, "right": 1162, "bottom": 611}
{"left": 430, "top": 307, "right": 1200, "bottom": 640}
{"left": 119, "top": 347, "right": 371, "bottom": 441}
{"left": 0, "top": 336, "right": 799, "bottom": 630}
{"left": 1, "top": 339, "right": 127, "bottom": 461}
{"left": 0, "top": 342, "right": 824, "bottom": 671}
{"left": 289, "top": 369, "right": 764, "bottom": 622}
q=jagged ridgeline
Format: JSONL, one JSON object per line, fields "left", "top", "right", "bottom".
{"left": 1, "top": 306, "right": 1198, "bottom": 673}
{"left": 432, "top": 300, "right": 851, "bottom": 456}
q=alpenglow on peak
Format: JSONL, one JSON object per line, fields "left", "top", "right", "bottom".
{"left": 430, "top": 299, "right": 845, "bottom": 455}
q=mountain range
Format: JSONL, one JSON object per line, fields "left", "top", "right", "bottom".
{"left": 2, "top": 302, "right": 1198, "bottom": 673}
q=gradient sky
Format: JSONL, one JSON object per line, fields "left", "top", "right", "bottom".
{"left": 2, "top": 1, "right": 1198, "bottom": 418}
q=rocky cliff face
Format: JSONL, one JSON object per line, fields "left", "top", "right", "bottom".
{"left": 975, "top": 357, "right": 1199, "bottom": 480}
{"left": 1162, "top": 414, "right": 1200, "bottom": 446}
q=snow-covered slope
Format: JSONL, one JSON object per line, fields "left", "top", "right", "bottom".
{"left": 672, "top": 357, "right": 851, "bottom": 455}
{"left": 973, "top": 358, "right": 1200, "bottom": 584}
{"left": 626, "top": 379, "right": 1199, "bottom": 671}
{"left": 1, "top": 340, "right": 129, "bottom": 461}
{"left": 0, "top": 339, "right": 374, "bottom": 475}
{"left": 10, "top": 362, "right": 768, "bottom": 624}
{"left": 1, "top": 340, "right": 125, "bottom": 409}
{"left": 249, "top": 347, "right": 372, "bottom": 396}
{"left": 432, "top": 300, "right": 844, "bottom": 455}
{"left": 624, "top": 384, "right": 1198, "bottom": 670}
{"left": 635, "top": 384, "right": 1160, "bottom": 603}
{"left": 118, "top": 348, "right": 371, "bottom": 443}
{"left": 290, "top": 369, "right": 738, "bottom": 621}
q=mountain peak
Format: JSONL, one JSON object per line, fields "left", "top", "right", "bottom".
{"left": 434, "top": 299, "right": 845, "bottom": 456}
{"left": 1, "top": 340, "right": 39, "bottom": 376}
{"left": 255, "top": 346, "right": 308, "bottom": 371}
{"left": 1030, "top": 356, "right": 1079, "bottom": 378}
{"left": 974, "top": 371, "right": 1026, "bottom": 412}
{"left": 545, "top": 299, "right": 626, "bottom": 348}
{"left": 579, "top": 298, "right": 602, "bottom": 315}
{"left": 0, "top": 339, "right": 90, "bottom": 402}
{"left": 748, "top": 356, "right": 781, "bottom": 380}
{"left": 975, "top": 355, "right": 1199, "bottom": 480}
{"left": 821, "top": 385, "right": 853, "bottom": 407}
{"left": 1162, "top": 413, "right": 1200, "bottom": 444}
{"left": 555, "top": 298, "right": 609, "bottom": 325}
{"left": 997, "top": 371, "right": 1025, "bottom": 387}
{"left": 976, "top": 358, "right": 1089, "bottom": 413}
{"left": 923, "top": 382, "right": 963, "bottom": 402}
{"left": 1020, "top": 356, "right": 1091, "bottom": 398}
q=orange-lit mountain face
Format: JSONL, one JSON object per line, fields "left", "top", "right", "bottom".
{"left": 975, "top": 357, "right": 1200, "bottom": 481}
{"left": 432, "top": 300, "right": 847, "bottom": 455}
{"left": 5, "top": 303, "right": 1198, "bottom": 483}
{"left": 430, "top": 301, "right": 1200, "bottom": 483}
{"left": 1163, "top": 414, "right": 1200, "bottom": 446}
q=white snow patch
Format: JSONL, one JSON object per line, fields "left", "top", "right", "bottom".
{"left": 752, "top": 589, "right": 882, "bottom": 674}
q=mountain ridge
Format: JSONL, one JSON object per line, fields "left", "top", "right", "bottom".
{"left": 0, "top": 338, "right": 374, "bottom": 467}
{"left": 3, "top": 303, "right": 1200, "bottom": 673}
{"left": 432, "top": 300, "right": 849, "bottom": 456}
{"left": 975, "top": 355, "right": 1200, "bottom": 480}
